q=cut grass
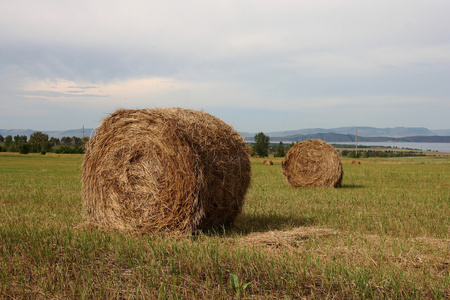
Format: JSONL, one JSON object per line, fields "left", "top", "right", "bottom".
{"left": 0, "top": 153, "right": 449, "bottom": 299}
{"left": 245, "top": 157, "right": 450, "bottom": 238}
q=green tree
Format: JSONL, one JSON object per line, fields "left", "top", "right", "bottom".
{"left": 72, "top": 136, "right": 83, "bottom": 146}
{"left": 55, "top": 145, "right": 84, "bottom": 154}
{"left": 14, "top": 135, "right": 27, "bottom": 144}
{"left": 274, "top": 141, "right": 286, "bottom": 157}
{"left": 4, "top": 135, "right": 13, "bottom": 149}
{"left": 18, "top": 143, "right": 30, "bottom": 154}
{"left": 50, "top": 137, "right": 60, "bottom": 145}
{"left": 61, "top": 137, "right": 72, "bottom": 145}
{"left": 29, "top": 131, "right": 52, "bottom": 153}
{"left": 252, "top": 132, "right": 270, "bottom": 157}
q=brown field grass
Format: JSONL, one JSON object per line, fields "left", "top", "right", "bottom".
{"left": 0, "top": 153, "right": 449, "bottom": 299}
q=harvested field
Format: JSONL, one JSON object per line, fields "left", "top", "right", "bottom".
{"left": 1, "top": 153, "right": 449, "bottom": 299}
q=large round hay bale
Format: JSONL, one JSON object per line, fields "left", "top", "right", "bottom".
{"left": 281, "top": 139, "right": 343, "bottom": 188}
{"left": 82, "top": 108, "right": 251, "bottom": 234}
{"left": 263, "top": 160, "right": 273, "bottom": 165}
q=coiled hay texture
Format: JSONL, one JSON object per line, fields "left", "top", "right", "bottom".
{"left": 263, "top": 160, "right": 273, "bottom": 165}
{"left": 281, "top": 139, "right": 343, "bottom": 188}
{"left": 82, "top": 108, "right": 251, "bottom": 234}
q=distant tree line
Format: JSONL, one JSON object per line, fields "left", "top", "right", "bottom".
{"left": 0, "top": 132, "right": 88, "bottom": 154}
{"left": 3, "top": 130, "right": 426, "bottom": 158}
{"left": 340, "top": 149, "right": 425, "bottom": 158}
{"left": 246, "top": 133, "right": 428, "bottom": 159}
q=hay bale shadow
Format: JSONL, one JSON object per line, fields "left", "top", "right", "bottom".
{"left": 199, "top": 213, "right": 317, "bottom": 237}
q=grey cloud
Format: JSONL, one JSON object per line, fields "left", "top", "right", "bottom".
{"left": 0, "top": 0, "right": 449, "bottom": 132}
{"left": 21, "top": 90, "right": 108, "bottom": 98}
{"left": 0, "top": 42, "right": 180, "bottom": 83}
{"left": 67, "top": 86, "right": 98, "bottom": 89}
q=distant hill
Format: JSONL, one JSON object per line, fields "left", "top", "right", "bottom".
{"left": 242, "top": 127, "right": 450, "bottom": 143}
{"left": 252, "top": 133, "right": 450, "bottom": 143}
{"left": 431, "top": 129, "right": 450, "bottom": 136}
{"left": 2, "top": 126, "right": 450, "bottom": 142}
{"left": 0, "top": 128, "right": 94, "bottom": 139}
{"left": 262, "top": 127, "right": 450, "bottom": 138}
{"left": 0, "top": 129, "right": 36, "bottom": 137}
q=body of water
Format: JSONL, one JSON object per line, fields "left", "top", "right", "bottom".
{"left": 333, "top": 142, "right": 450, "bottom": 153}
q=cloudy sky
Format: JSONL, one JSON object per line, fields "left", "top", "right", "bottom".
{"left": 1, "top": 0, "right": 449, "bottom": 133}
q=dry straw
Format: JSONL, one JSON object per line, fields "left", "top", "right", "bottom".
{"left": 82, "top": 108, "right": 251, "bottom": 234}
{"left": 263, "top": 160, "right": 273, "bottom": 165}
{"left": 281, "top": 139, "right": 343, "bottom": 188}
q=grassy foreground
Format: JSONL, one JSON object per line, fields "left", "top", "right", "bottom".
{"left": 0, "top": 153, "right": 449, "bottom": 299}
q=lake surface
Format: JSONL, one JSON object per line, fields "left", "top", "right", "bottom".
{"left": 332, "top": 142, "right": 450, "bottom": 153}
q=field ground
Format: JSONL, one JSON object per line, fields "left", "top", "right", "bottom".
{"left": 0, "top": 153, "right": 449, "bottom": 299}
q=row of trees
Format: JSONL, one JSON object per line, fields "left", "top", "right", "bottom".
{"left": 3, "top": 131, "right": 423, "bottom": 158}
{"left": 250, "top": 132, "right": 426, "bottom": 159}
{"left": 250, "top": 132, "right": 294, "bottom": 157}
{"left": 340, "top": 150, "right": 425, "bottom": 158}
{"left": 0, "top": 132, "right": 87, "bottom": 154}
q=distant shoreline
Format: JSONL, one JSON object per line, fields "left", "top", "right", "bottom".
{"left": 332, "top": 142, "right": 450, "bottom": 153}
{"left": 2, "top": 128, "right": 450, "bottom": 144}
{"left": 245, "top": 133, "right": 450, "bottom": 144}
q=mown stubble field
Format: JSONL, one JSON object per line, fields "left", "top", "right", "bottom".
{"left": 0, "top": 153, "right": 449, "bottom": 299}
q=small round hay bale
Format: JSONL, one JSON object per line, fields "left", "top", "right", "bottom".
{"left": 351, "top": 160, "right": 361, "bottom": 165}
{"left": 82, "top": 108, "right": 251, "bottom": 234}
{"left": 281, "top": 139, "right": 343, "bottom": 188}
{"left": 263, "top": 160, "right": 273, "bottom": 165}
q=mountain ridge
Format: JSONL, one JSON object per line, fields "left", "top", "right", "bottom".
{"left": 1, "top": 127, "right": 450, "bottom": 142}
{"left": 241, "top": 126, "right": 450, "bottom": 138}
{"left": 0, "top": 128, "right": 93, "bottom": 139}
{"left": 247, "top": 133, "right": 450, "bottom": 143}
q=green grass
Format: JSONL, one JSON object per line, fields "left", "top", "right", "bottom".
{"left": 1, "top": 153, "right": 449, "bottom": 299}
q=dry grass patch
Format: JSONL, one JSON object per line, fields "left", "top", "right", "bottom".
{"left": 239, "top": 226, "right": 338, "bottom": 249}
{"left": 233, "top": 226, "right": 450, "bottom": 298}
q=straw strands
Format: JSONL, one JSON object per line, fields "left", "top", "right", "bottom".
{"left": 82, "top": 108, "right": 251, "bottom": 234}
{"left": 281, "top": 139, "right": 343, "bottom": 188}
